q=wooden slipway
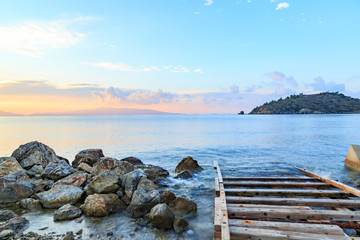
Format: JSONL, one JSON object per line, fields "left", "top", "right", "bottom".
{"left": 213, "top": 161, "right": 360, "bottom": 240}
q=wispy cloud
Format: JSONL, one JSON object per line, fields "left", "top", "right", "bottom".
{"left": 307, "top": 77, "right": 345, "bottom": 93}
{"left": 0, "top": 18, "right": 91, "bottom": 57}
{"left": 204, "top": 0, "right": 214, "bottom": 6}
{"left": 276, "top": 2, "right": 290, "bottom": 10}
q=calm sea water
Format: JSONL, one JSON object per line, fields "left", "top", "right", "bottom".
{"left": 1, "top": 114, "right": 360, "bottom": 239}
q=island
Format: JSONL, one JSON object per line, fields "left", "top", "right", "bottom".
{"left": 249, "top": 92, "right": 360, "bottom": 114}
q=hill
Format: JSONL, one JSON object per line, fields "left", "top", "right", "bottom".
{"left": 29, "top": 108, "right": 173, "bottom": 116}
{"left": 0, "top": 110, "right": 22, "bottom": 116}
{"left": 249, "top": 92, "right": 360, "bottom": 114}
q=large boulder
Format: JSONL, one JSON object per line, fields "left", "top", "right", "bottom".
{"left": 36, "top": 185, "right": 83, "bottom": 209}
{"left": 126, "top": 189, "right": 160, "bottom": 218}
{"left": 169, "top": 197, "right": 197, "bottom": 215}
{"left": 175, "top": 156, "right": 203, "bottom": 173}
{"left": 149, "top": 203, "right": 174, "bottom": 229}
{"left": 0, "top": 172, "right": 34, "bottom": 203}
{"left": 0, "top": 217, "right": 29, "bottom": 237}
{"left": 72, "top": 149, "right": 104, "bottom": 167}
{"left": 137, "top": 177, "right": 157, "bottom": 191}
{"left": 0, "top": 157, "right": 24, "bottom": 177}
{"left": 91, "top": 157, "right": 134, "bottom": 176}
{"left": 159, "top": 189, "right": 176, "bottom": 205}
{"left": 88, "top": 172, "right": 120, "bottom": 194}
{"left": 121, "top": 170, "right": 146, "bottom": 199}
{"left": 175, "top": 170, "right": 192, "bottom": 179}
{"left": 19, "top": 198, "right": 42, "bottom": 210}
{"left": 173, "top": 217, "right": 189, "bottom": 234}
{"left": 78, "top": 163, "right": 92, "bottom": 173}
{"left": 136, "top": 165, "right": 169, "bottom": 180}
{"left": 54, "top": 171, "right": 87, "bottom": 188}
{"left": 120, "top": 156, "right": 144, "bottom": 166}
{"left": 0, "top": 210, "right": 17, "bottom": 222}
{"left": 11, "top": 141, "right": 59, "bottom": 170}
{"left": 80, "top": 193, "right": 123, "bottom": 217}
{"left": 53, "top": 204, "right": 82, "bottom": 221}
{"left": 41, "top": 160, "right": 76, "bottom": 180}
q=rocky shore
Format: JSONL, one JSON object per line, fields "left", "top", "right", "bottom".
{"left": 0, "top": 141, "right": 204, "bottom": 240}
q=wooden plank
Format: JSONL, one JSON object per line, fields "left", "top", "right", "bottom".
{"left": 215, "top": 177, "right": 220, "bottom": 197}
{"left": 224, "top": 181, "right": 331, "bottom": 188}
{"left": 224, "top": 176, "right": 316, "bottom": 181}
{"left": 296, "top": 166, "right": 360, "bottom": 198}
{"left": 229, "top": 226, "right": 349, "bottom": 240}
{"left": 227, "top": 203, "right": 312, "bottom": 210}
{"left": 226, "top": 196, "right": 360, "bottom": 209}
{"left": 225, "top": 188, "right": 351, "bottom": 197}
{"left": 220, "top": 182, "right": 230, "bottom": 240}
{"left": 214, "top": 197, "right": 222, "bottom": 236}
{"left": 228, "top": 219, "right": 345, "bottom": 236}
{"left": 227, "top": 207, "right": 360, "bottom": 221}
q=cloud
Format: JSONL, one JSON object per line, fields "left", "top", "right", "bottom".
{"left": 266, "top": 71, "right": 298, "bottom": 88}
{"left": 308, "top": 77, "right": 345, "bottom": 92}
{"left": 0, "top": 18, "right": 90, "bottom": 57}
{"left": 204, "top": 0, "right": 213, "bottom": 6}
{"left": 276, "top": 2, "right": 290, "bottom": 10}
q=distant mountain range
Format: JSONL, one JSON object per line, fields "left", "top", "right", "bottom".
{"left": 250, "top": 92, "right": 360, "bottom": 114}
{"left": 0, "top": 108, "right": 173, "bottom": 116}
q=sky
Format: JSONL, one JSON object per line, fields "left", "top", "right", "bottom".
{"left": 0, "top": 0, "right": 359, "bottom": 114}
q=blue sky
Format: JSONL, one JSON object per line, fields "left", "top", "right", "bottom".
{"left": 0, "top": 0, "right": 359, "bottom": 114}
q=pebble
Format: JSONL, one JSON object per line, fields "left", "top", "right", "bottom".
{"left": 76, "top": 229, "right": 83, "bottom": 235}
{"left": 75, "top": 217, "right": 83, "bottom": 223}
{"left": 106, "top": 232, "right": 113, "bottom": 236}
{"left": 129, "top": 232, "right": 135, "bottom": 236}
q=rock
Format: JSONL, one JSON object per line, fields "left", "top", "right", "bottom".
{"left": 91, "top": 157, "right": 134, "bottom": 176}
{"left": 0, "top": 217, "right": 29, "bottom": 236}
{"left": 0, "top": 157, "right": 24, "bottom": 177}
{"left": 0, "top": 210, "right": 17, "bottom": 222}
{"left": 126, "top": 189, "right": 160, "bottom": 218}
{"left": 175, "top": 170, "right": 192, "bottom": 179}
{"left": 11, "top": 141, "right": 59, "bottom": 169}
{"left": 149, "top": 203, "right": 174, "bottom": 229}
{"left": 137, "top": 177, "right": 157, "bottom": 191}
{"left": 54, "top": 204, "right": 82, "bottom": 221}
{"left": 175, "top": 156, "right": 203, "bottom": 173}
{"left": 78, "top": 163, "right": 92, "bottom": 173}
{"left": 344, "top": 228, "right": 357, "bottom": 237}
{"left": 72, "top": 149, "right": 104, "bottom": 167}
{"left": 27, "top": 165, "right": 44, "bottom": 178}
{"left": 54, "top": 172, "right": 87, "bottom": 188}
{"left": 84, "top": 184, "right": 94, "bottom": 196}
{"left": 173, "top": 217, "right": 189, "bottom": 233}
{"left": 169, "top": 197, "right": 197, "bottom": 215}
{"left": 0, "top": 229, "right": 14, "bottom": 239}
{"left": 120, "top": 156, "right": 144, "bottom": 166}
{"left": 62, "top": 231, "right": 74, "bottom": 240}
{"left": 88, "top": 172, "right": 120, "bottom": 194}
{"left": 154, "top": 177, "right": 170, "bottom": 188}
{"left": 32, "top": 179, "right": 52, "bottom": 193}
{"left": 76, "top": 229, "right": 82, "bottom": 235}
{"left": 41, "top": 160, "right": 76, "bottom": 180}
{"left": 121, "top": 170, "right": 146, "bottom": 199}
{"left": 19, "top": 198, "right": 42, "bottom": 210}
{"left": 121, "top": 195, "right": 131, "bottom": 205}
{"left": 80, "top": 193, "right": 123, "bottom": 217}
{"left": 0, "top": 172, "right": 34, "bottom": 203}
{"left": 116, "top": 189, "right": 123, "bottom": 197}
{"left": 135, "top": 165, "right": 169, "bottom": 180}
{"left": 36, "top": 185, "right": 84, "bottom": 209}
{"left": 159, "top": 189, "right": 176, "bottom": 205}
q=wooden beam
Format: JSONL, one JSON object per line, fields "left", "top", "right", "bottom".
{"left": 227, "top": 203, "right": 312, "bottom": 210}
{"left": 226, "top": 196, "right": 360, "bottom": 208}
{"left": 228, "top": 219, "right": 345, "bottom": 236}
{"left": 296, "top": 166, "right": 360, "bottom": 198}
{"left": 214, "top": 197, "right": 222, "bottom": 236}
{"left": 225, "top": 188, "right": 350, "bottom": 197}
{"left": 227, "top": 207, "right": 360, "bottom": 221}
{"left": 224, "top": 181, "right": 331, "bottom": 188}
{"left": 224, "top": 176, "right": 316, "bottom": 181}
{"left": 215, "top": 178, "right": 220, "bottom": 197}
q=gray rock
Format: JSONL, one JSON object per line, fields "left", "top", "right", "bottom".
{"left": 91, "top": 157, "right": 134, "bottom": 176}
{"left": 126, "top": 188, "right": 160, "bottom": 218}
{"left": 27, "top": 164, "right": 44, "bottom": 178}
{"left": 0, "top": 157, "right": 24, "bottom": 177}
{"left": 11, "top": 141, "right": 59, "bottom": 169}
{"left": 135, "top": 164, "right": 169, "bottom": 180}
{"left": 169, "top": 197, "right": 197, "bottom": 215}
{"left": 159, "top": 189, "right": 176, "bottom": 205}
{"left": 175, "top": 156, "right": 203, "bottom": 173}
{"left": 54, "top": 204, "right": 82, "bottom": 221}
{"left": 84, "top": 184, "right": 94, "bottom": 196}
{"left": 80, "top": 193, "right": 123, "bottom": 217}
{"left": 137, "top": 177, "right": 157, "bottom": 191}
{"left": 89, "top": 172, "right": 120, "bottom": 194}
{"left": 32, "top": 178, "right": 52, "bottom": 193}
{"left": 0, "top": 217, "right": 29, "bottom": 236}
{"left": 36, "top": 185, "right": 84, "bottom": 208}
{"left": 62, "top": 231, "right": 74, "bottom": 240}
{"left": 149, "top": 203, "right": 174, "bottom": 229}
{"left": 173, "top": 217, "right": 189, "bottom": 233}
{"left": 120, "top": 156, "right": 144, "bottom": 166}
{"left": 41, "top": 160, "right": 76, "bottom": 180}
{"left": 0, "top": 172, "right": 34, "bottom": 203}
{"left": 72, "top": 149, "right": 104, "bottom": 167}
{"left": 174, "top": 170, "right": 192, "bottom": 179}
{"left": 53, "top": 171, "right": 87, "bottom": 188}
{"left": 78, "top": 162, "right": 92, "bottom": 173}
{"left": 0, "top": 229, "right": 14, "bottom": 239}
{"left": 121, "top": 170, "right": 146, "bottom": 199}
{"left": 0, "top": 210, "right": 17, "bottom": 222}
{"left": 19, "top": 198, "right": 42, "bottom": 210}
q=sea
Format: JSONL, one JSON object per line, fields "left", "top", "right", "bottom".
{"left": 1, "top": 114, "right": 360, "bottom": 239}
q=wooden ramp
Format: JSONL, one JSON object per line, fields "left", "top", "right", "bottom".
{"left": 213, "top": 161, "right": 360, "bottom": 240}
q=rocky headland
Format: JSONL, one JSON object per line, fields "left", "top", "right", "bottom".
{"left": 0, "top": 141, "right": 204, "bottom": 240}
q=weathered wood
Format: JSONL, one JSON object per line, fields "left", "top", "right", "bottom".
{"left": 226, "top": 196, "right": 360, "bottom": 208}
{"left": 215, "top": 178, "right": 220, "bottom": 197}
{"left": 224, "top": 181, "right": 331, "bottom": 188}
{"left": 227, "top": 207, "right": 360, "bottom": 221}
{"left": 224, "top": 176, "right": 316, "bottom": 181}
{"left": 227, "top": 203, "right": 312, "bottom": 210}
{"left": 225, "top": 188, "right": 350, "bottom": 197}
{"left": 296, "top": 166, "right": 360, "bottom": 198}
{"left": 228, "top": 219, "right": 345, "bottom": 236}
{"left": 229, "top": 226, "right": 349, "bottom": 240}
{"left": 214, "top": 197, "right": 222, "bottom": 235}
{"left": 220, "top": 182, "right": 230, "bottom": 239}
